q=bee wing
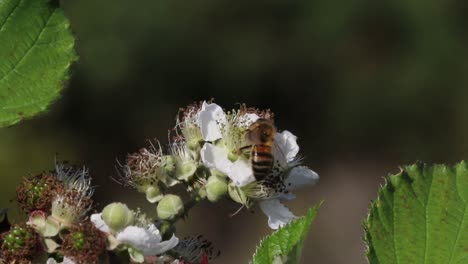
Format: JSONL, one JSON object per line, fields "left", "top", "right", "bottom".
{"left": 273, "top": 138, "right": 288, "bottom": 169}
{"left": 273, "top": 131, "right": 299, "bottom": 168}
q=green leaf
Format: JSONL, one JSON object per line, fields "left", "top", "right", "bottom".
{"left": 364, "top": 161, "right": 468, "bottom": 264}
{"left": 251, "top": 203, "right": 321, "bottom": 264}
{"left": 0, "top": 0, "right": 77, "bottom": 127}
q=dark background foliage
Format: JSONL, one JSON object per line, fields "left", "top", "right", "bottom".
{"left": 2, "top": 1, "right": 468, "bottom": 263}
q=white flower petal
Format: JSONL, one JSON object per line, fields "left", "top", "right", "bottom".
{"left": 198, "top": 102, "right": 226, "bottom": 141}
{"left": 275, "top": 131, "right": 299, "bottom": 163}
{"left": 116, "top": 224, "right": 178, "bottom": 256}
{"left": 280, "top": 192, "right": 296, "bottom": 201}
{"left": 62, "top": 257, "right": 76, "bottom": 264}
{"left": 147, "top": 234, "right": 179, "bottom": 255}
{"left": 116, "top": 225, "right": 160, "bottom": 254}
{"left": 285, "top": 166, "right": 319, "bottom": 191}
{"left": 259, "top": 199, "right": 297, "bottom": 229}
{"left": 46, "top": 257, "right": 76, "bottom": 264}
{"left": 200, "top": 143, "right": 232, "bottom": 175}
{"left": 229, "top": 159, "right": 256, "bottom": 187}
{"left": 238, "top": 113, "right": 259, "bottom": 128}
{"left": 47, "top": 258, "right": 59, "bottom": 264}
{"left": 90, "top": 213, "right": 110, "bottom": 233}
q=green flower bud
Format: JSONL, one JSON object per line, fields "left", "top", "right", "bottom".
{"left": 28, "top": 211, "right": 59, "bottom": 237}
{"left": 176, "top": 160, "right": 197, "bottom": 181}
{"left": 157, "top": 194, "right": 184, "bottom": 220}
{"left": 157, "top": 220, "right": 176, "bottom": 240}
{"left": 198, "top": 188, "right": 207, "bottom": 199}
{"left": 206, "top": 174, "right": 228, "bottom": 202}
{"left": 128, "top": 247, "right": 145, "bottom": 263}
{"left": 145, "top": 185, "right": 163, "bottom": 203}
{"left": 210, "top": 169, "right": 226, "bottom": 178}
{"left": 228, "top": 182, "right": 248, "bottom": 205}
{"left": 162, "top": 155, "right": 176, "bottom": 176}
{"left": 187, "top": 138, "right": 201, "bottom": 151}
{"left": 228, "top": 152, "right": 238, "bottom": 162}
{"left": 102, "top": 203, "right": 134, "bottom": 232}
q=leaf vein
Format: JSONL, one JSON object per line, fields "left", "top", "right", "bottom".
{"left": 423, "top": 168, "right": 434, "bottom": 264}
{"left": 392, "top": 193, "right": 399, "bottom": 264}
{"left": 0, "top": 0, "right": 22, "bottom": 33}
{"left": 0, "top": 7, "right": 56, "bottom": 86}
{"left": 448, "top": 174, "right": 467, "bottom": 264}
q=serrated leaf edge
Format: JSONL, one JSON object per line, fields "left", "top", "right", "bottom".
{"left": 362, "top": 161, "right": 468, "bottom": 264}
{"left": 251, "top": 202, "right": 322, "bottom": 264}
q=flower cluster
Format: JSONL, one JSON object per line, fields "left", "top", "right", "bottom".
{"left": 1, "top": 100, "right": 318, "bottom": 264}
{"left": 90, "top": 203, "right": 180, "bottom": 263}
{"left": 1, "top": 163, "right": 105, "bottom": 264}
{"left": 120, "top": 101, "right": 319, "bottom": 229}
{"left": 1, "top": 163, "right": 205, "bottom": 264}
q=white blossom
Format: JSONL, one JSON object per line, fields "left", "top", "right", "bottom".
{"left": 46, "top": 257, "right": 76, "bottom": 264}
{"left": 116, "top": 225, "right": 179, "bottom": 256}
{"left": 50, "top": 164, "right": 93, "bottom": 225}
{"left": 91, "top": 213, "right": 178, "bottom": 262}
{"left": 197, "top": 101, "right": 319, "bottom": 229}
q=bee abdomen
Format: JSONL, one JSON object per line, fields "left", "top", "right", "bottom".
{"left": 251, "top": 145, "right": 273, "bottom": 181}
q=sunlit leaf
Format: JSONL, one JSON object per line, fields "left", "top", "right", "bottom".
{"left": 0, "top": 0, "right": 77, "bottom": 127}
{"left": 364, "top": 162, "right": 468, "bottom": 264}
{"left": 251, "top": 203, "right": 320, "bottom": 264}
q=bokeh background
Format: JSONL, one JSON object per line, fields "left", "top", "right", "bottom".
{"left": 2, "top": 0, "right": 468, "bottom": 263}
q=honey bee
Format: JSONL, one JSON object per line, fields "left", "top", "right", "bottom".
{"left": 242, "top": 118, "right": 276, "bottom": 181}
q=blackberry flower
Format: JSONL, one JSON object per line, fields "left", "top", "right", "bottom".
{"left": 50, "top": 164, "right": 93, "bottom": 225}
{"left": 197, "top": 101, "right": 319, "bottom": 229}
{"left": 91, "top": 206, "right": 179, "bottom": 263}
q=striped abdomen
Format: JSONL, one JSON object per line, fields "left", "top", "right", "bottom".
{"left": 251, "top": 144, "right": 274, "bottom": 181}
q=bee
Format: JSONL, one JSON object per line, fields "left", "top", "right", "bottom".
{"left": 241, "top": 118, "right": 276, "bottom": 181}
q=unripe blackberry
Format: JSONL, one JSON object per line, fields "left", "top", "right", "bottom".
{"left": 1, "top": 224, "right": 38, "bottom": 264}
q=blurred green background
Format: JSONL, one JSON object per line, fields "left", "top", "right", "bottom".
{"left": 2, "top": 0, "right": 468, "bottom": 263}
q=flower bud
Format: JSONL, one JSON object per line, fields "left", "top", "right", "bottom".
{"left": 187, "top": 138, "right": 201, "bottom": 151}
{"left": 102, "top": 203, "right": 134, "bottom": 232}
{"left": 228, "top": 182, "right": 248, "bottom": 205}
{"left": 198, "top": 187, "right": 207, "bottom": 199}
{"left": 28, "top": 211, "right": 59, "bottom": 237}
{"left": 227, "top": 152, "right": 239, "bottom": 162}
{"left": 162, "top": 155, "right": 176, "bottom": 176}
{"left": 145, "top": 185, "right": 163, "bottom": 203}
{"left": 157, "top": 220, "right": 176, "bottom": 240}
{"left": 175, "top": 160, "right": 197, "bottom": 181}
{"left": 157, "top": 194, "right": 184, "bottom": 220}
{"left": 206, "top": 174, "right": 228, "bottom": 202}
{"left": 128, "top": 247, "right": 145, "bottom": 263}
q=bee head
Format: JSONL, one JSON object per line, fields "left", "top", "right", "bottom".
{"left": 247, "top": 119, "right": 276, "bottom": 144}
